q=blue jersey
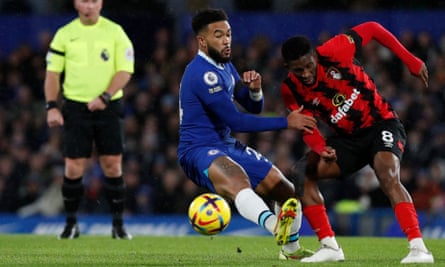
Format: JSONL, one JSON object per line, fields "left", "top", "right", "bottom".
{"left": 178, "top": 51, "right": 287, "bottom": 159}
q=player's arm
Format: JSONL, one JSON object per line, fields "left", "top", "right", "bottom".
{"left": 196, "top": 68, "right": 316, "bottom": 132}
{"left": 234, "top": 80, "right": 264, "bottom": 114}
{"left": 209, "top": 95, "right": 286, "bottom": 132}
{"left": 280, "top": 80, "right": 326, "bottom": 154}
{"left": 207, "top": 93, "right": 315, "bottom": 132}
{"left": 234, "top": 70, "right": 264, "bottom": 114}
{"left": 351, "top": 21, "right": 428, "bottom": 87}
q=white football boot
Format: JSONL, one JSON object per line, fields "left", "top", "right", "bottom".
{"left": 401, "top": 246, "right": 434, "bottom": 264}
{"left": 300, "top": 244, "right": 345, "bottom": 263}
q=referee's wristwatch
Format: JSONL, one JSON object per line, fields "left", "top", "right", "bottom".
{"left": 99, "top": 92, "right": 111, "bottom": 105}
{"left": 45, "top": 101, "right": 58, "bottom": 111}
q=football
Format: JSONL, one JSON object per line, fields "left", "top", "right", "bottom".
{"left": 188, "top": 193, "right": 231, "bottom": 235}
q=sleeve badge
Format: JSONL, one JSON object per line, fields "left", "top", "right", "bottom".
{"left": 125, "top": 47, "right": 134, "bottom": 62}
{"left": 203, "top": 71, "right": 218, "bottom": 86}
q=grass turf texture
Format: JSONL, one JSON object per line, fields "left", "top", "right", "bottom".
{"left": 0, "top": 235, "right": 442, "bottom": 266}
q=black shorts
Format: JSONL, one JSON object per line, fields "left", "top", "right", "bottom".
{"left": 62, "top": 99, "right": 125, "bottom": 158}
{"left": 327, "top": 119, "right": 406, "bottom": 178}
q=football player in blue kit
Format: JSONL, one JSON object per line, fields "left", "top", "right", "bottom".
{"left": 178, "top": 9, "right": 316, "bottom": 259}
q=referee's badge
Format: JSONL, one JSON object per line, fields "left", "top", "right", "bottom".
{"left": 204, "top": 71, "right": 218, "bottom": 86}
{"left": 101, "top": 49, "right": 110, "bottom": 61}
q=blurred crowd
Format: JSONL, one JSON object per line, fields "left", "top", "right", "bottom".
{"left": 1, "top": 15, "right": 445, "bottom": 218}
{"left": 1, "top": 0, "right": 444, "bottom": 15}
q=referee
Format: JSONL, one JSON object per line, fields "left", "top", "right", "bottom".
{"left": 44, "top": 0, "right": 134, "bottom": 239}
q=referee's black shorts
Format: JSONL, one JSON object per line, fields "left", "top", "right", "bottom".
{"left": 61, "top": 99, "right": 125, "bottom": 158}
{"left": 327, "top": 119, "right": 407, "bottom": 178}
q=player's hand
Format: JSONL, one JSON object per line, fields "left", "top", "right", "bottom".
{"left": 241, "top": 70, "right": 262, "bottom": 91}
{"left": 47, "top": 108, "right": 64, "bottom": 127}
{"left": 287, "top": 106, "right": 317, "bottom": 133}
{"left": 320, "top": 146, "right": 337, "bottom": 162}
{"left": 417, "top": 63, "right": 429, "bottom": 88}
{"left": 87, "top": 97, "right": 107, "bottom": 111}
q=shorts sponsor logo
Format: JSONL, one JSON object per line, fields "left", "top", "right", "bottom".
{"left": 330, "top": 88, "right": 360, "bottom": 124}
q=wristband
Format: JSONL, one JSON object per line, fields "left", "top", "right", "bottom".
{"left": 99, "top": 92, "right": 111, "bottom": 105}
{"left": 249, "top": 89, "right": 263, "bottom": 101}
{"left": 45, "top": 101, "right": 58, "bottom": 111}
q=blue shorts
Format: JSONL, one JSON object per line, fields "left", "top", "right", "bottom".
{"left": 178, "top": 141, "right": 273, "bottom": 192}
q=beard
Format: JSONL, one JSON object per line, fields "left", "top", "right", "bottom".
{"left": 208, "top": 45, "right": 231, "bottom": 64}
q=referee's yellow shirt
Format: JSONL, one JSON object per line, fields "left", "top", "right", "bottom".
{"left": 46, "top": 16, "right": 134, "bottom": 102}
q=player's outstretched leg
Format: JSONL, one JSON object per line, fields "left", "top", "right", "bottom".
{"left": 277, "top": 200, "right": 314, "bottom": 260}
{"left": 274, "top": 198, "right": 298, "bottom": 246}
{"left": 279, "top": 246, "right": 314, "bottom": 260}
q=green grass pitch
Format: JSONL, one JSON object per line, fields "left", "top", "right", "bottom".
{"left": 0, "top": 235, "right": 442, "bottom": 266}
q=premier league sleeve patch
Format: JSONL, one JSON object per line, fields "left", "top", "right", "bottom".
{"left": 204, "top": 71, "right": 222, "bottom": 94}
{"left": 203, "top": 71, "right": 218, "bottom": 86}
{"left": 125, "top": 47, "right": 134, "bottom": 62}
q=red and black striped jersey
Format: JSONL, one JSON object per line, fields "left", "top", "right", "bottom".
{"left": 281, "top": 22, "right": 424, "bottom": 154}
{"left": 281, "top": 30, "right": 398, "bottom": 137}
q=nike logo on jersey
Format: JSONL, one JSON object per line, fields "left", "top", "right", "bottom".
{"left": 69, "top": 37, "right": 79, "bottom": 42}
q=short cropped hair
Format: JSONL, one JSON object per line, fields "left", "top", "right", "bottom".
{"left": 281, "top": 36, "right": 313, "bottom": 62}
{"left": 192, "top": 9, "right": 228, "bottom": 35}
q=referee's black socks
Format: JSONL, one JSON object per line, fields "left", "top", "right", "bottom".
{"left": 104, "top": 176, "right": 125, "bottom": 226}
{"left": 62, "top": 176, "right": 84, "bottom": 225}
